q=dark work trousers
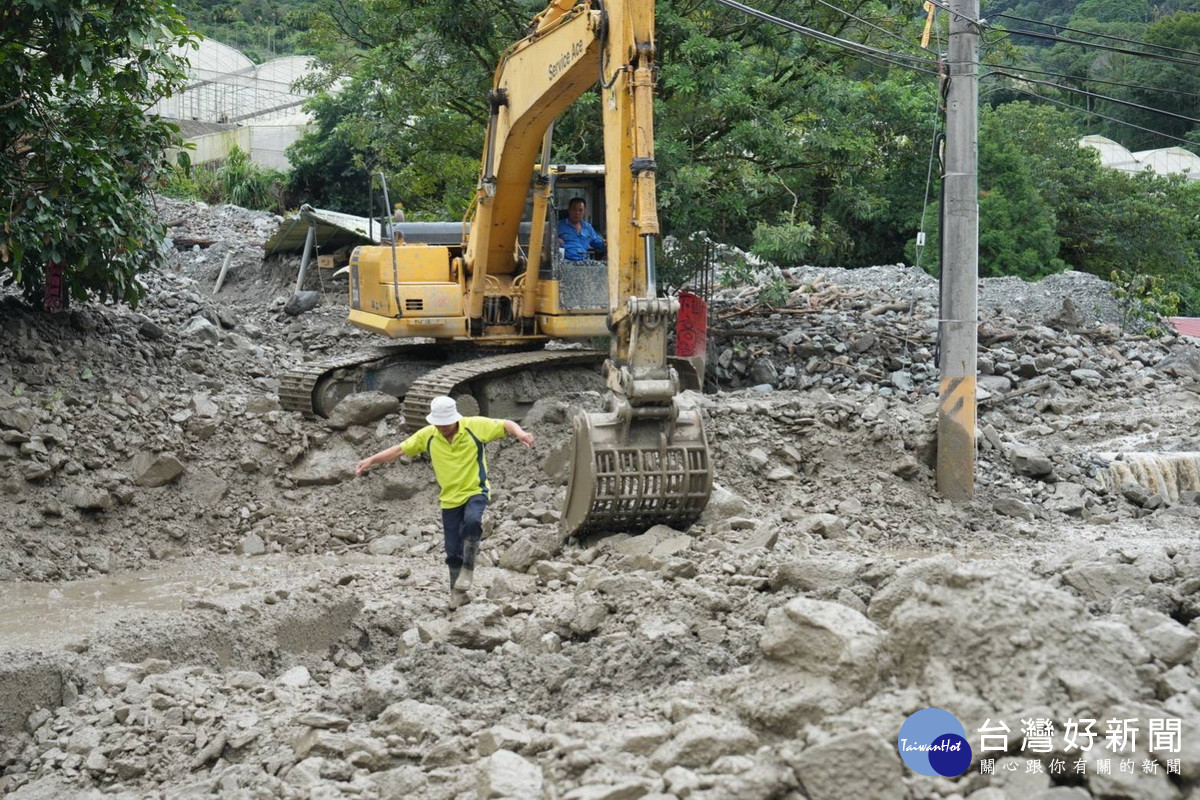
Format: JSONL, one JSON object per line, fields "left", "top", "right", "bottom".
{"left": 441, "top": 494, "right": 487, "bottom": 570}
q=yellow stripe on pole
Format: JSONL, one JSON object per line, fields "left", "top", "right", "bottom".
{"left": 921, "top": 1, "right": 935, "bottom": 48}
{"left": 937, "top": 375, "right": 976, "bottom": 500}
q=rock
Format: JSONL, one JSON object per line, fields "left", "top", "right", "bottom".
{"left": 367, "top": 535, "right": 409, "bottom": 556}
{"left": 295, "top": 711, "right": 351, "bottom": 730}
{"left": 138, "top": 318, "right": 166, "bottom": 340}
{"left": 191, "top": 392, "right": 220, "bottom": 417}
{"left": 697, "top": 482, "right": 750, "bottom": 526}
{"left": 448, "top": 603, "right": 511, "bottom": 650}
{"left": 477, "top": 726, "right": 532, "bottom": 757}
{"left": 0, "top": 406, "right": 36, "bottom": 434}
{"left": 360, "top": 663, "right": 410, "bottom": 719}
{"left": 1029, "top": 789, "right": 1093, "bottom": 800}
{"left": 618, "top": 724, "right": 670, "bottom": 755}
{"left": 1061, "top": 563, "right": 1149, "bottom": 603}
{"left": 1044, "top": 481, "right": 1088, "bottom": 515}
{"left": 800, "top": 513, "right": 847, "bottom": 539}
{"left": 283, "top": 291, "right": 320, "bottom": 316}
{"left": 277, "top": 666, "right": 311, "bottom": 688}
{"left": 129, "top": 452, "right": 185, "bottom": 488}
{"left": 1009, "top": 444, "right": 1053, "bottom": 477}
{"left": 327, "top": 391, "right": 400, "bottom": 430}
{"left": 1139, "top": 621, "right": 1198, "bottom": 666}
{"left": 237, "top": 532, "right": 266, "bottom": 556}
{"left": 373, "top": 699, "right": 453, "bottom": 741}
{"left": 181, "top": 316, "right": 220, "bottom": 344}
{"left": 766, "top": 466, "right": 795, "bottom": 481}
{"left": 890, "top": 370, "right": 915, "bottom": 392}
{"left": 749, "top": 358, "right": 778, "bottom": 385}
{"left": 760, "top": 596, "right": 882, "bottom": 689}
{"left": 771, "top": 559, "right": 861, "bottom": 593}
{"left": 477, "top": 749, "right": 544, "bottom": 799}
{"left": 64, "top": 485, "right": 114, "bottom": 512}
{"left": 1155, "top": 347, "right": 1200, "bottom": 378}
{"left": 789, "top": 732, "right": 905, "bottom": 800}
{"left": 370, "top": 765, "right": 426, "bottom": 797}
{"left": 377, "top": 474, "right": 424, "bottom": 501}
{"left": 78, "top": 546, "right": 111, "bottom": 573}
{"left": 650, "top": 715, "right": 759, "bottom": 770}
{"left": 291, "top": 449, "right": 355, "bottom": 487}
{"left": 979, "top": 374, "right": 1012, "bottom": 394}
{"left": 994, "top": 497, "right": 1034, "bottom": 520}
{"left": 499, "top": 533, "right": 557, "bottom": 572}
{"left": 564, "top": 784, "right": 649, "bottom": 800}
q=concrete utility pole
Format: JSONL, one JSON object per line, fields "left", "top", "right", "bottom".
{"left": 937, "top": 0, "right": 979, "bottom": 501}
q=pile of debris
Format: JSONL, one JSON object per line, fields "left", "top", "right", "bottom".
{"left": 3, "top": 198, "right": 1200, "bottom": 800}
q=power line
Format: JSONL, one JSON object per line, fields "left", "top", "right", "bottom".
{"left": 988, "top": 70, "right": 1200, "bottom": 124}
{"left": 809, "top": 0, "right": 924, "bottom": 55}
{"left": 708, "top": 0, "right": 940, "bottom": 70}
{"left": 981, "top": 63, "right": 1200, "bottom": 100}
{"left": 989, "top": 82, "right": 1199, "bottom": 147}
{"left": 991, "top": 25, "right": 1200, "bottom": 69}
{"left": 993, "top": 12, "right": 1200, "bottom": 61}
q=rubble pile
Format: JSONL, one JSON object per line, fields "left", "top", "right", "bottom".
{"left": 2, "top": 199, "right": 1200, "bottom": 800}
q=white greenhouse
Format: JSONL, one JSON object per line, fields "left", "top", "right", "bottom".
{"left": 151, "top": 39, "right": 322, "bottom": 169}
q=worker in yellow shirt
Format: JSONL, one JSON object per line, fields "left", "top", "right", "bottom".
{"left": 355, "top": 396, "right": 535, "bottom": 607}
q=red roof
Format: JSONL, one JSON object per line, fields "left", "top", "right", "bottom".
{"left": 1167, "top": 318, "right": 1200, "bottom": 337}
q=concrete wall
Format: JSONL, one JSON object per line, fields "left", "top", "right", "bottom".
{"left": 172, "top": 127, "right": 251, "bottom": 166}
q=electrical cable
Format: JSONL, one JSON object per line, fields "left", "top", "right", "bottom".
{"left": 992, "top": 82, "right": 1200, "bottom": 146}
{"left": 809, "top": 0, "right": 924, "bottom": 54}
{"left": 709, "top": 0, "right": 940, "bottom": 68}
{"left": 993, "top": 12, "right": 1200, "bottom": 61}
{"left": 990, "top": 26, "right": 1200, "bottom": 69}
{"left": 980, "top": 63, "right": 1200, "bottom": 100}
{"left": 987, "top": 70, "right": 1200, "bottom": 124}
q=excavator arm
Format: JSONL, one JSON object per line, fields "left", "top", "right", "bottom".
{"left": 461, "top": 1, "right": 711, "bottom": 536}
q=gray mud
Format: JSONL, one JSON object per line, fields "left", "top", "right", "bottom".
{"left": 1, "top": 198, "right": 1199, "bottom": 799}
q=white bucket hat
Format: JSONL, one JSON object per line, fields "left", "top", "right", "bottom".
{"left": 426, "top": 396, "right": 462, "bottom": 426}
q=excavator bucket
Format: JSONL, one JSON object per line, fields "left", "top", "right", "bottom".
{"left": 560, "top": 400, "right": 713, "bottom": 538}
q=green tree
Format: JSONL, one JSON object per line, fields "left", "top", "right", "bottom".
{"left": 293, "top": 0, "right": 936, "bottom": 268}
{"left": 1, "top": 0, "right": 195, "bottom": 306}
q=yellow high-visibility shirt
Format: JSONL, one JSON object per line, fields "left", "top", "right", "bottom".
{"left": 399, "top": 417, "right": 508, "bottom": 508}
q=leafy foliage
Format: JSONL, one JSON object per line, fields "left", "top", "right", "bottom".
{"left": 1, "top": 0, "right": 195, "bottom": 306}
{"left": 1110, "top": 269, "right": 1181, "bottom": 335}
{"left": 177, "top": 0, "right": 320, "bottom": 62}
{"left": 164, "top": 146, "right": 290, "bottom": 213}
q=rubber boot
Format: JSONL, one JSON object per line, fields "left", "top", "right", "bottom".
{"left": 458, "top": 539, "right": 480, "bottom": 592}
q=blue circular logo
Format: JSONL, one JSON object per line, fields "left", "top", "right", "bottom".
{"left": 897, "top": 708, "right": 973, "bottom": 776}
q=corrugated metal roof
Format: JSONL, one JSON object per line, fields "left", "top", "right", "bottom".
{"left": 263, "top": 204, "right": 381, "bottom": 256}
{"left": 1167, "top": 318, "right": 1200, "bottom": 337}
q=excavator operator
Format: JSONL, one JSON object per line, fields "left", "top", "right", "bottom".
{"left": 557, "top": 197, "right": 605, "bottom": 261}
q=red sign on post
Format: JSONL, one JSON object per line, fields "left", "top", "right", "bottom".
{"left": 676, "top": 291, "right": 707, "bottom": 359}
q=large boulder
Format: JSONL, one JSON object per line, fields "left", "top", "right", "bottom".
{"left": 789, "top": 732, "right": 905, "bottom": 800}
{"left": 327, "top": 392, "right": 400, "bottom": 430}
{"left": 760, "top": 596, "right": 883, "bottom": 690}
{"left": 477, "top": 750, "right": 544, "bottom": 799}
{"left": 129, "top": 452, "right": 185, "bottom": 488}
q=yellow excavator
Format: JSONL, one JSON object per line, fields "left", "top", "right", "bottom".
{"left": 280, "top": 0, "right": 712, "bottom": 537}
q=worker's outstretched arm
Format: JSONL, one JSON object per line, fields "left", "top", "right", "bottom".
{"left": 504, "top": 419, "right": 535, "bottom": 448}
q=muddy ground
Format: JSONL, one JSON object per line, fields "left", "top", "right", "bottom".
{"left": 1, "top": 198, "right": 1199, "bottom": 800}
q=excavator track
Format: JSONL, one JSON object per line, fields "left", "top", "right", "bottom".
{"left": 279, "top": 343, "right": 426, "bottom": 416}
{"left": 400, "top": 349, "right": 606, "bottom": 431}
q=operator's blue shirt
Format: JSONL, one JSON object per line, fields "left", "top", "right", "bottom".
{"left": 558, "top": 220, "right": 605, "bottom": 261}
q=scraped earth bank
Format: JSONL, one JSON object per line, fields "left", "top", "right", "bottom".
{"left": 1, "top": 199, "right": 1199, "bottom": 799}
